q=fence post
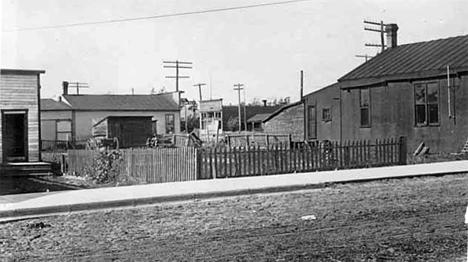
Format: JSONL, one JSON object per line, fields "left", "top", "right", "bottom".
{"left": 399, "top": 136, "right": 407, "bottom": 165}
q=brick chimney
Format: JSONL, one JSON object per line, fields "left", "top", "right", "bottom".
{"left": 62, "top": 81, "right": 69, "bottom": 95}
{"left": 386, "top": 23, "right": 399, "bottom": 48}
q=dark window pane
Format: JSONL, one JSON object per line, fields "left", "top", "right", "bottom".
{"left": 414, "top": 84, "right": 426, "bottom": 104}
{"left": 165, "top": 114, "right": 175, "bottom": 134}
{"left": 360, "top": 108, "right": 369, "bottom": 126}
{"left": 427, "top": 82, "right": 439, "bottom": 103}
{"left": 322, "top": 108, "right": 331, "bottom": 122}
{"left": 308, "top": 106, "right": 316, "bottom": 138}
{"left": 415, "top": 105, "right": 426, "bottom": 124}
{"left": 360, "top": 89, "right": 370, "bottom": 107}
{"left": 428, "top": 104, "right": 439, "bottom": 124}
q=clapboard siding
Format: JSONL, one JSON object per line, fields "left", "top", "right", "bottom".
{"left": 0, "top": 71, "right": 43, "bottom": 163}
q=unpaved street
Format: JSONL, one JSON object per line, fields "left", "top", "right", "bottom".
{"left": 1, "top": 174, "right": 467, "bottom": 261}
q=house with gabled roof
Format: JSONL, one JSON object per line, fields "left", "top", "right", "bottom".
{"left": 304, "top": 24, "right": 468, "bottom": 153}
{"left": 41, "top": 83, "right": 181, "bottom": 147}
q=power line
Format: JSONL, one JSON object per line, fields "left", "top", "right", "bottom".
{"left": 3, "top": 0, "right": 312, "bottom": 32}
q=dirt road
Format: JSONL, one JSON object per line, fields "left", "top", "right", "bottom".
{"left": 1, "top": 173, "right": 467, "bottom": 261}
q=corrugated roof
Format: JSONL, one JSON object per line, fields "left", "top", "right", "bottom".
{"left": 62, "top": 94, "right": 179, "bottom": 111}
{"left": 41, "top": 99, "right": 71, "bottom": 111}
{"left": 339, "top": 34, "right": 468, "bottom": 82}
{"left": 247, "top": 113, "right": 272, "bottom": 123}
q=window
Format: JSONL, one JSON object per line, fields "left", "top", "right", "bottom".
{"left": 414, "top": 82, "right": 439, "bottom": 126}
{"left": 56, "top": 120, "right": 72, "bottom": 140}
{"left": 307, "top": 106, "right": 317, "bottom": 139}
{"left": 360, "top": 88, "right": 371, "bottom": 127}
{"left": 322, "top": 108, "right": 331, "bottom": 122}
{"left": 165, "top": 114, "right": 175, "bottom": 134}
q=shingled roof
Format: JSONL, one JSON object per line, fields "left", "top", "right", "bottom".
{"left": 339, "top": 34, "right": 468, "bottom": 88}
{"left": 41, "top": 99, "right": 71, "bottom": 111}
{"left": 62, "top": 94, "right": 179, "bottom": 111}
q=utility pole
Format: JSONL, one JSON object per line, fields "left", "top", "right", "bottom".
{"left": 193, "top": 83, "right": 206, "bottom": 101}
{"left": 243, "top": 87, "right": 247, "bottom": 131}
{"left": 67, "top": 82, "right": 89, "bottom": 95}
{"left": 364, "top": 20, "right": 387, "bottom": 53}
{"left": 355, "top": 54, "right": 374, "bottom": 62}
{"left": 163, "top": 60, "right": 192, "bottom": 92}
{"left": 234, "top": 83, "right": 244, "bottom": 133}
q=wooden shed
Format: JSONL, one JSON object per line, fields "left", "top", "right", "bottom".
{"left": 0, "top": 69, "right": 45, "bottom": 163}
{"left": 92, "top": 116, "right": 153, "bottom": 148}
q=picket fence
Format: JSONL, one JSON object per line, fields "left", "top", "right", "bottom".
{"left": 67, "top": 147, "right": 198, "bottom": 183}
{"left": 64, "top": 137, "right": 407, "bottom": 183}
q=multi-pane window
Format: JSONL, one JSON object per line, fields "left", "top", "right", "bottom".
{"left": 322, "top": 108, "right": 331, "bottom": 122}
{"left": 360, "top": 88, "right": 371, "bottom": 127}
{"left": 165, "top": 114, "right": 175, "bottom": 134}
{"left": 414, "top": 82, "right": 439, "bottom": 126}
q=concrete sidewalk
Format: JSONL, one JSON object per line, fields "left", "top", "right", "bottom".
{"left": 1, "top": 160, "right": 468, "bottom": 222}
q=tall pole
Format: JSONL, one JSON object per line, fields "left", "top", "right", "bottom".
{"left": 193, "top": 83, "right": 206, "bottom": 101}
{"left": 234, "top": 83, "right": 244, "bottom": 132}
{"left": 163, "top": 60, "right": 192, "bottom": 92}
{"left": 300, "top": 70, "right": 304, "bottom": 100}
{"left": 243, "top": 87, "right": 247, "bottom": 131}
{"left": 364, "top": 20, "right": 387, "bottom": 53}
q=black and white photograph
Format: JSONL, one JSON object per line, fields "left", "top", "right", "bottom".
{"left": 0, "top": 0, "right": 467, "bottom": 261}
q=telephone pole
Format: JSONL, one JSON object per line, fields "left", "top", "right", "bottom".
{"left": 163, "top": 60, "right": 192, "bottom": 92}
{"left": 355, "top": 54, "right": 374, "bottom": 62}
{"left": 66, "top": 81, "right": 89, "bottom": 95}
{"left": 234, "top": 83, "right": 244, "bottom": 132}
{"left": 193, "top": 83, "right": 206, "bottom": 101}
{"left": 243, "top": 87, "right": 247, "bottom": 131}
{"left": 364, "top": 20, "right": 387, "bottom": 53}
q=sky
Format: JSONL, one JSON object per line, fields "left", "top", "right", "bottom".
{"left": 1, "top": 0, "right": 467, "bottom": 105}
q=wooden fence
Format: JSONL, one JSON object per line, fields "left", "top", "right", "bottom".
{"left": 66, "top": 147, "right": 198, "bottom": 183}
{"left": 63, "top": 137, "right": 407, "bottom": 184}
{"left": 198, "top": 137, "right": 407, "bottom": 179}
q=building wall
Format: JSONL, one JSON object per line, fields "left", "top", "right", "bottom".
{"left": 0, "top": 73, "right": 41, "bottom": 162}
{"left": 341, "top": 74, "right": 468, "bottom": 153}
{"left": 73, "top": 110, "right": 180, "bottom": 141}
{"left": 303, "top": 84, "right": 340, "bottom": 141}
{"left": 263, "top": 103, "right": 304, "bottom": 141}
{"left": 41, "top": 110, "right": 73, "bottom": 141}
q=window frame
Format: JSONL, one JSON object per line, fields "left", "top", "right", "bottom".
{"left": 414, "top": 81, "right": 440, "bottom": 127}
{"left": 165, "top": 114, "right": 175, "bottom": 134}
{"left": 359, "top": 88, "right": 371, "bottom": 128}
{"left": 322, "top": 108, "right": 332, "bottom": 122}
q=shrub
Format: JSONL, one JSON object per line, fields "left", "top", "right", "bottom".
{"left": 84, "top": 150, "right": 123, "bottom": 184}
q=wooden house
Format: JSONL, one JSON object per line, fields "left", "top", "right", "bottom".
{"left": 0, "top": 69, "right": 45, "bottom": 163}
{"left": 304, "top": 25, "right": 468, "bottom": 153}
{"left": 41, "top": 84, "right": 181, "bottom": 148}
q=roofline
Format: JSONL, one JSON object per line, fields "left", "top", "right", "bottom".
{"left": 338, "top": 34, "right": 468, "bottom": 82}
{"left": 93, "top": 115, "right": 154, "bottom": 128}
{"left": 302, "top": 82, "right": 340, "bottom": 99}
{"left": 262, "top": 101, "right": 303, "bottom": 123}
{"left": 339, "top": 69, "right": 468, "bottom": 89}
{"left": 1, "top": 69, "right": 46, "bottom": 75}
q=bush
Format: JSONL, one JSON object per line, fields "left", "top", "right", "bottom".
{"left": 85, "top": 150, "right": 123, "bottom": 184}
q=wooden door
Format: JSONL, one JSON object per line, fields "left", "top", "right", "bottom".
{"left": 2, "top": 111, "right": 28, "bottom": 162}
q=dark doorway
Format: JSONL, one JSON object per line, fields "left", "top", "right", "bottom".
{"left": 2, "top": 111, "right": 28, "bottom": 162}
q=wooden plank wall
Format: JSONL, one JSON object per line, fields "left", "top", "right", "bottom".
{"left": 0, "top": 73, "right": 40, "bottom": 163}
